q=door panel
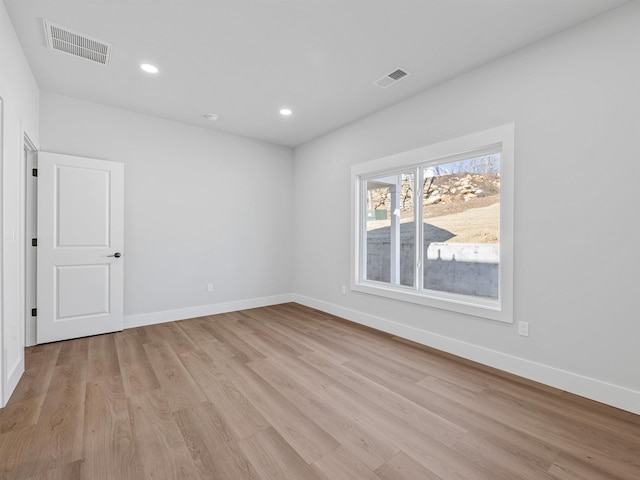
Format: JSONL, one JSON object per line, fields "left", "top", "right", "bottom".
{"left": 57, "top": 165, "right": 110, "bottom": 247}
{"left": 56, "top": 264, "right": 110, "bottom": 319}
{"left": 37, "top": 152, "right": 124, "bottom": 344}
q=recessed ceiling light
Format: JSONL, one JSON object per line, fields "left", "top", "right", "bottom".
{"left": 204, "top": 113, "right": 219, "bottom": 121}
{"left": 140, "top": 63, "right": 159, "bottom": 74}
{"left": 279, "top": 108, "right": 293, "bottom": 116}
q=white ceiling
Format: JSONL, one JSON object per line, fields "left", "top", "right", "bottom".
{"left": 4, "top": 0, "right": 628, "bottom": 147}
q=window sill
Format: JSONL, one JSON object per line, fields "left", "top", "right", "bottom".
{"left": 351, "top": 281, "right": 511, "bottom": 323}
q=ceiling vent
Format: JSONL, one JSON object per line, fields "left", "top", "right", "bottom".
{"left": 43, "top": 20, "right": 112, "bottom": 66}
{"left": 374, "top": 68, "right": 410, "bottom": 88}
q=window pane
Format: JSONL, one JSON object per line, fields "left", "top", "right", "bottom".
{"left": 422, "top": 154, "right": 500, "bottom": 298}
{"left": 364, "top": 171, "right": 415, "bottom": 286}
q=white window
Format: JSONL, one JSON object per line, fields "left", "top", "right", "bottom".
{"left": 351, "top": 124, "right": 514, "bottom": 322}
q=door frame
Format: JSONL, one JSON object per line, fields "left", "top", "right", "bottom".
{"left": 24, "top": 136, "right": 37, "bottom": 347}
{"left": 0, "top": 93, "right": 4, "bottom": 405}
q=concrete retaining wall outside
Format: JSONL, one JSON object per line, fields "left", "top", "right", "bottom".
{"left": 367, "top": 239, "right": 498, "bottom": 298}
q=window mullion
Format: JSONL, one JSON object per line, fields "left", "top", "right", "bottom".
{"left": 360, "top": 178, "right": 368, "bottom": 283}
{"left": 414, "top": 166, "right": 422, "bottom": 291}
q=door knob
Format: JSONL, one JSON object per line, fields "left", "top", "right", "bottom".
{"left": 108, "top": 252, "right": 122, "bottom": 258}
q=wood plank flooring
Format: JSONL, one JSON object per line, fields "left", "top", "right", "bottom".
{"left": 1, "top": 303, "right": 638, "bottom": 480}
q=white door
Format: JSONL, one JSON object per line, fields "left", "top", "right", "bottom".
{"left": 37, "top": 152, "right": 124, "bottom": 344}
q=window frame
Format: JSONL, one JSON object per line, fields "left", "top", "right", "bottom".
{"left": 351, "top": 124, "right": 514, "bottom": 323}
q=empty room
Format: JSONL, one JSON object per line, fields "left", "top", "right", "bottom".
{"left": 1, "top": 1, "right": 639, "bottom": 479}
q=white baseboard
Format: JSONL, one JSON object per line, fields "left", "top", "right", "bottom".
{"left": 293, "top": 294, "right": 640, "bottom": 416}
{"left": 124, "top": 294, "right": 295, "bottom": 329}
{"left": 3, "top": 356, "right": 25, "bottom": 408}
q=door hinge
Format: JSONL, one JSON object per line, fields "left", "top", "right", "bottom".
{"left": 32, "top": 168, "right": 38, "bottom": 177}
{"left": 32, "top": 238, "right": 37, "bottom": 247}
{"left": 31, "top": 308, "right": 37, "bottom": 317}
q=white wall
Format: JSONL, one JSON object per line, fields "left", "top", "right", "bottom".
{"left": 292, "top": 2, "right": 640, "bottom": 414}
{"left": 0, "top": 0, "right": 40, "bottom": 406}
{"left": 40, "top": 93, "right": 294, "bottom": 328}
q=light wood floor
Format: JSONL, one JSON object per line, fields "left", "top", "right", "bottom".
{"left": 1, "top": 303, "right": 638, "bottom": 480}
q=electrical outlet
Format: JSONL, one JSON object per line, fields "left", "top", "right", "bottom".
{"left": 207, "top": 283, "right": 213, "bottom": 292}
{"left": 518, "top": 321, "right": 529, "bottom": 337}
{"left": 341, "top": 285, "right": 347, "bottom": 295}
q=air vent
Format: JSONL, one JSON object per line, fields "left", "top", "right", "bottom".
{"left": 43, "top": 20, "right": 112, "bottom": 66}
{"left": 374, "top": 68, "right": 410, "bottom": 88}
